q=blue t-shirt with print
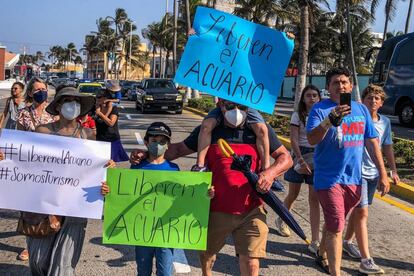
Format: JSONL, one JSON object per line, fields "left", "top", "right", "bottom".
{"left": 306, "top": 99, "right": 378, "bottom": 190}
{"left": 130, "top": 159, "right": 180, "bottom": 171}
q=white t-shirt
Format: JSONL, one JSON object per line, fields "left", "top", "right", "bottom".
{"left": 290, "top": 112, "right": 314, "bottom": 148}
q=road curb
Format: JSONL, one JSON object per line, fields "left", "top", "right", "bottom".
{"left": 183, "top": 105, "right": 414, "bottom": 204}
{"left": 183, "top": 106, "right": 208, "bottom": 117}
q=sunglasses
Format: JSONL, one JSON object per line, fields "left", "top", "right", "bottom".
{"left": 223, "top": 102, "right": 248, "bottom": 111}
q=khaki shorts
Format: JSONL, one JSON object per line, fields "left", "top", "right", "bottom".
{"left": 205, "top": 206, "right": 268, "bottom": 258}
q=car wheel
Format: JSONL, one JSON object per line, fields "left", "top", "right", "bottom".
{"left": 398, "top": 101, "right": 414, "bottom": 127}
{"left": 175, "top": 110, "right": 182, "bottom": 114}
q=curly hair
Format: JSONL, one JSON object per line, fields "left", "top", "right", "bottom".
{"left": 361, "top": 84, "right": 387, "bottom": 101}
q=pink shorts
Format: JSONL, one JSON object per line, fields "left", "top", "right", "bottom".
{"left": 317, "top": 184, "right": 361, "bottom": 233}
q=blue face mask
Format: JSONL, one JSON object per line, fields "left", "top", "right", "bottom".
{"left": 33, "top": 89, "right": 48, "bottom": 104}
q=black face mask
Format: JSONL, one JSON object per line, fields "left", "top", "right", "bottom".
{"left": 33, "top": 90, "right": 48, "bottom": 104}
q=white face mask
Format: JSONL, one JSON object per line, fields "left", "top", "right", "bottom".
{"left": 224, "top": 109, "right": 247, "bottom": 128}
{"left": 60, "top": 101, "right": 81, "bottom": 120}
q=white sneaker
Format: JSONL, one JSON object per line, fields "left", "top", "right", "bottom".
{"left": 308, "top": 240, "right": 320, "bottom": 255}
{"left": 275, "top": 217, "right": 291, "bottom": 237}
{"left": 359, "top": 258, "right": 385, "bottom": 274}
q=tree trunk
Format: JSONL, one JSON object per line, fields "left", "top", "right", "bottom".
{"left": 159, "top": 47, "right": 163, "bottom": 78}
{"left": 173, "top": 0, "right": 178, "bottom": 76}
{"left": 405, "top": 0, "right": 413, "bottom": 34}
{"left": 165, "top": 50, "right": 170, "bottom": 77}
{"left": 382, "top": 13, "right": 390, "bottom": 43}
{"left": 124, "top": 55, "right": 128, "bottom": 80}
{"left": 152, "top": 47, "right": 156, "bottom": 78}
{"left": 294, "top": 4, "right": 309, "bottom": 111}
{"left": 346, "top": 0, "right": 361, "bottom": 102}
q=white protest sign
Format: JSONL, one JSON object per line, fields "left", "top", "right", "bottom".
{"left": 0, "top": 129, "right": 111, "bottom": 219}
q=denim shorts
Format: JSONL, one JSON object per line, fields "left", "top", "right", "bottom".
{"left": 205, "top": 107, "right": 265, "bottom": 124}
{"left": 358, "top": 177, "right": 378, "bottom": 207}
{"left": 284, "top": 147, "right": 314, "bottom": 185}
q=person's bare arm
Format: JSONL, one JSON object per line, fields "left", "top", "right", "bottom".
{"left": 365, "top": 138, "right": 390, "bottom": 196}
{"left": 130, "top": 141, "right": 195, "bottom": 165}
{"left": 307, "top": 105, "right": 350, "bottom": 145}
{"left": 256, "top": 145, "right": 293, "bottom": 193}
{"left": 164, "top": 142, "right": 195, "bottom": 161}
{"left": 383, "top": 144, "right": 400, "bottom": 185}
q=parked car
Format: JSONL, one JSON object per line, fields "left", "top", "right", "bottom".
{"left": 121, "top": 80, "right": 140, "bottom": 96}
{"left": 51, "top": 77, "right": 68, "bottom": 87}
{"left": 127, "top": 83, "right": 142, "bottom": 101}
{"left": 371, "top": 32, "right": 414, "bottom": 126}
{"left": 135, "top": 78, "right": 183, "bottom": 114}
{"left": 78, "top": 83, "right": 104, "bottom": 97}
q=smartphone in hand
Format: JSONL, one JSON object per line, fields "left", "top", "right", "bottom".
{"left": 340, "top": 93, "right": 351, "bottom": 109}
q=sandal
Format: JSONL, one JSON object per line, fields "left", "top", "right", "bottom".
{"left": 17, "top": 249, "right": 29, "bottom": 261}
{"left": 315, "top": 250, "right": 330, "bottom": 274}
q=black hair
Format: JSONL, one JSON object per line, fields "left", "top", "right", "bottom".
{"left": 298, "top": 84, "right": 321, "bottom": 125}
{"left": 325, "top": 67, "right": 352, "bottom": 87}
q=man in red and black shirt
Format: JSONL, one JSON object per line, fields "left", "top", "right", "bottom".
{"left": 131, "top": 100, "right": 292, "bottom": 276}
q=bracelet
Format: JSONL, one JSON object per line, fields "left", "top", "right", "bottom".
{"left": 320, "top": 117, "right": 332, "bottom": 130}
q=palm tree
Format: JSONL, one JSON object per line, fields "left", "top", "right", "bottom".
{"left": 382, "top": 0, "right": 399, "bottom": 43}
{"left": 294, "top": 0, "right": 329, "bottom": 110}
{"left": 106, "top": 8, "right": 128, "bottom": 79}
{"left": 142, "top": 22, "right": 164, "bottom": 78}
{"left": 233, "top": 0, "right": 278, "bottom": 26}
{"left": 95, "top": 17, "right": 116, "bottom": 79}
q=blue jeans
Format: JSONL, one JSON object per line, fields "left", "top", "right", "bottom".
{"left": 135, "top": 246, "right": 174, "bottom": 276}
{"left": 358, "top": 177, "right": 378, "bottom": 207}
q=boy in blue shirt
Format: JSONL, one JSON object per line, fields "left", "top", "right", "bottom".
{"left": 102, "top": 122, "right": 179, "bottom": 275}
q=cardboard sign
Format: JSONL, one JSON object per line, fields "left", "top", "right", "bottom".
{"left": 103, "top": 168, "right": 212, "bottom": 250}
{"left": 0, "top": 129, "right": 111, "bottom": 219}
{"left": 175, "top": 7, "right": 294, "bottom": 114}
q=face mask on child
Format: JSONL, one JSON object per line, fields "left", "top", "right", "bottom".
{"left": 148, "top": 142, "right": 168, "bottom": 157}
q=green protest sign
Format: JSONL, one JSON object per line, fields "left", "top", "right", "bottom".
{"left": 103, "top": 168, "right": 212, "bottom": 250}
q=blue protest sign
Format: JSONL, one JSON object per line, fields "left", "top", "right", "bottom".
{"left": 174, "top": 7, "right": 294, "bottom": 114}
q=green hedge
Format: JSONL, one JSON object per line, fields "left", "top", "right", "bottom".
{"left": 187, "top": 97, "right": 216, "bottom": 113}
{"left": 394, "top": 137, "right": 414, "bottom": 166}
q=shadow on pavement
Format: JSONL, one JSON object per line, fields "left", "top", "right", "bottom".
{"left": 89, "top": 237, "right": 135, "bottom": 267}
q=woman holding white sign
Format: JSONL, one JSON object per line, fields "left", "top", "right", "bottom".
{"left": 15, "top": 77, "right": 58, "bottom": 262}
{"left": 22, "top": 86, "right": 115, "bottom": 276}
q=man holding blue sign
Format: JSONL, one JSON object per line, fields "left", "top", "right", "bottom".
{"left": 130, "top": 99, "right": 293, "bottom": 276}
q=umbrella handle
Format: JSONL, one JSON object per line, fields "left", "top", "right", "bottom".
{"left": 218, "top": 138, "right": 235, "bottom": 158}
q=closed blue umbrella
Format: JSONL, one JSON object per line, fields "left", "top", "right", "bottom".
{"left": 218, "top": 139, "right": 310, "bottom": 244}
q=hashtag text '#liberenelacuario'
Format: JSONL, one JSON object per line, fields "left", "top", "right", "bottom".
{"left": 14, "top": 144, "right": 93, "bottom": 167}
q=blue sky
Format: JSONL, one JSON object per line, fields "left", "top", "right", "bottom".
{"left": 0, "top": 0, "right": 412, "bottom": 56}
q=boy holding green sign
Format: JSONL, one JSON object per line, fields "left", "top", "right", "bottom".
{"left": 102, "top": 122, "right": 214, "bottom": 275}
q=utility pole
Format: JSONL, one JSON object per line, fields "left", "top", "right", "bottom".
{"left": 173, "top": 0, "right": 177, "bottom": 76}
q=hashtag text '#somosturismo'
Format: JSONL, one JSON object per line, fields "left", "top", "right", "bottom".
{"left": 15, "top": 145, "right": 93, "bottom": 166}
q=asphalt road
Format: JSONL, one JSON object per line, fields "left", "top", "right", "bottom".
{"left": 0, "top": 98, "right": 413, "bottom": 275}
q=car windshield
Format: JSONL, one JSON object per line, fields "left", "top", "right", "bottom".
{"left": 79, "top": 85, "right": 102, "bottom": 94}
{"left": 146, "top": 79, "right": 175, "bottom": 89}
